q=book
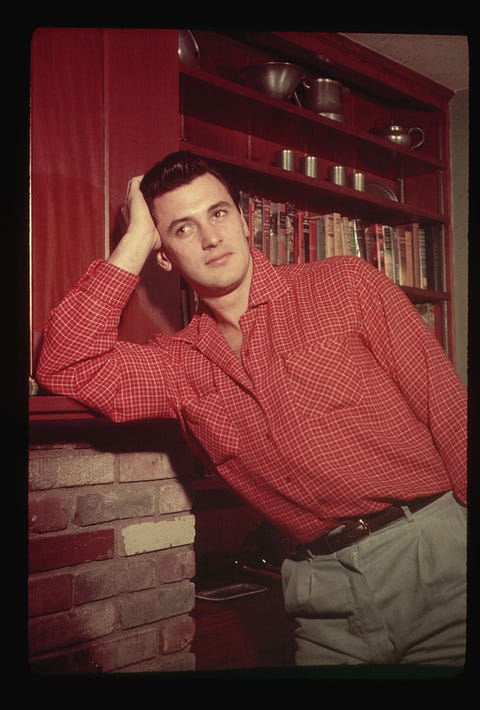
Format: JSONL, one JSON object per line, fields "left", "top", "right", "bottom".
{"left": 341, "top": 216, "right": 352, "bottom": 255}
{"left": 382, "top": 224, "right": 395, "bottom": 281}
{"left": 372, "top": 224, "right": 385, "bottom": 273}
{"left": 426, "top": 224, "right": 445, "bottom": 291}
{"left": 404, "top": 227, "right": 414, "bottom": 287}
{"left": 364, "top": 225, "right": 375, "bottom": 267}
{"left": 309, "top": 215, "right": 318, "bottom": 262}
{"left": 285, "top": 203, "right": 296, "bottom": 264}
{"left": 295, "top": 209, "right": 305, "bottom": 264}
{"left": 411, "top": 222, "right": 421, "bottom": 288}
{"left": 333, "top": 212, "right": 343, "bottom": 256}
{"left": 418, "top": 226, "right": 428, "bottom": 289}
{"left": 277, "top": 202, "right": 287, "bottom": 265}
{"left": 324, "top": 213, "right": 335, "bottom": 258}
{"left": 269, "top": 201, "right": 279, "bottom": 266}
{"left": 252, "top": 196, "right": 263, "bottom": 252}
{"left": 351, "top": 218, "right": 366, "bottom": 259}
{"left": 315, "top": 215, "right": 326, "bottom": 260}
{"left": 262, "top": 198, "right": 271, "bottom": 260}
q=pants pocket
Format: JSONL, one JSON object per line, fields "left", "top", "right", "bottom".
{"left": 281, "top": 556, "right": 352, "bottom": 619}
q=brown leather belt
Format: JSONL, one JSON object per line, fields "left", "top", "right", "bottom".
{"left": 299, "top": 493, "right": 445, "bottom": 556}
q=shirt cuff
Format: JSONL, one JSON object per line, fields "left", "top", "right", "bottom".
{"left": 76, "top": 259, "right": 140, "bottom": 308}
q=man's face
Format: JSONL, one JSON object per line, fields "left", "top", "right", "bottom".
{"left": 153, "top": 173, "right": 252, "bottom": 299}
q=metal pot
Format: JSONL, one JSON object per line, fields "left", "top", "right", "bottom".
{"left": 380, "top": 122, "right": 425, "bottom": 150}
{"left": 297, "top": 78, "right": 344, "bottom": 114}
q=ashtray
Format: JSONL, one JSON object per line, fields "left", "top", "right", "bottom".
{"left": 195, "top": 582, "right": 267, "bottom": 602}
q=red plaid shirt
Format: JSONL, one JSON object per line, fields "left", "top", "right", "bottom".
{"left": 37, "top": 249, "right": 467, "bottom": 543}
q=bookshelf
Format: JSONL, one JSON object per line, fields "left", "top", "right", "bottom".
{"left": 178, "top": 30, "right": 454, "bottom": 357}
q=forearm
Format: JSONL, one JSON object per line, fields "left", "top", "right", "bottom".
{"left": 108, "top": 176, "right": 161, "bottom": 275}
{"left": 36, "top": 260, "right": 138, "bottom": 394}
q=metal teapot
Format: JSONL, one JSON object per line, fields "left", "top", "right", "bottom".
{"left": 381, "top": 122, "right": 425, "bottom": 150}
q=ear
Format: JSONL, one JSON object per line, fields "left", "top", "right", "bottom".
{"left": 155, "top": 249, "right": 173, "bottom": 272}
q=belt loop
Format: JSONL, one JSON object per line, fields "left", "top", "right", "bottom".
{"left": 401, "top": 504, "right": 414, "bottom": 522}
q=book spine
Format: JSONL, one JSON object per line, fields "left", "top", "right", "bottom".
{"left": 262, "top": 198, "right": 271, "bottom": 260}
{"left": 324, "top": 213, "right": 335, "bottom": 258}
{"left": 418, "top": 226, "right": 428, "bottom": 289}
{"left": 269, "top": 201, "right": 279, "bottom": 266}
{"left": 286, "top": 203, "right": 296, "bottom": 264}
{"left": 411, "top": 222, "right": 421, "bottom": 288}
{"left": 364, "top": 225, "right": 375, "bottom": 267}
{"left": 352, "top": 218, "right": 366, "bottom": 259}
{"left": 373, "top": 224, "right": 384, "bottom": 273}
{"left": 315, "top": 216, "right": 326, "bottom": 260}
{"left": 404, "top": 227, "right": 414, "bottom": 286}
{"left": 392, "top": 227, "right": 402, "bottom": 285}
{"left": 309, "top": 215, "right": 317, "bottom": 262}
{"left": 252, "top": 196, "right": 263, "bottom": 252}
{"left": 277, "top": 202, "right": 287, "bottom": 265}
{"left": 382, "top": 224, "right": 394, "bottom": 281}
{"left": 296, "top": 209, "right": 305, "bottom": 264}
{"left": 333, "top": 212, "right": 343, "bottom": 256}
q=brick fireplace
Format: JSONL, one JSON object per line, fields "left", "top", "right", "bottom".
{"left": 28, "top": 409, "right": 199, "bottom": 675}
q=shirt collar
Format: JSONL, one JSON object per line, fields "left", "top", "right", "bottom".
{"left": 175, "top": 248, "right": 290, "bottom": 344}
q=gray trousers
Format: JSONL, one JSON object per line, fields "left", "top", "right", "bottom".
{"left": 281, "top": 492, "right": 466, "bottom": 667}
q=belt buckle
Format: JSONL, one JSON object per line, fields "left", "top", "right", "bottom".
{"left": 326, "top": 517, "right": 370, "bottom": 552}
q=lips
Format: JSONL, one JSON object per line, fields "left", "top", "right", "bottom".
{"left": 205, "top": 252, "right": 232, "bottom": 266}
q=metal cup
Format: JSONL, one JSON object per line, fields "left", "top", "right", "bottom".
{"left": 327, "top": 165, "right": 346, "bottom": 186}
{"left": 300, "top": 155, "right": 318, "bottom": 178}
{"left": 349, "top": 171, "right": 366, "bottom": 191}
{"left": 275, "top": 149, "right": 295, "bottom": 171}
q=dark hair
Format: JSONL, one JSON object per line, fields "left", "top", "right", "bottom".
{"left": 140, "top": 151, "right": 238, "bottom": 218}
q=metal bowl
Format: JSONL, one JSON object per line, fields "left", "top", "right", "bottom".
{"left": 178, "top": 30, "right": 200, "bottom": 67}
{"left": 241, "top": 62, "right": 305, "bottom": 101}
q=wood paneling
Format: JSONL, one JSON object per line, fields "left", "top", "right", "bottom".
{"left": 30, "top": 28, "right": 105, "bottom": 364}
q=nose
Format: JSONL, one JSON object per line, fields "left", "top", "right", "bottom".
{"left": 200, "top": 225, "right": 222, "bottom": 249}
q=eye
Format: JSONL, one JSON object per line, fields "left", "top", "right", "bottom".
{"left": 176, "top": 223, "right": 193, "bottom": 236}
{"left": 212, "top": 208, "right": 227, "bottom": 219}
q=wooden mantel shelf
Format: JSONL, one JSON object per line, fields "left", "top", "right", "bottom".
{"left": 29, "top": 395, "right": 101, "bottom": 422}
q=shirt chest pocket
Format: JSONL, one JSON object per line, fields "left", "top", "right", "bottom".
{"left": 182, "top": 392, "right": 241, "bottom": 466}
{"left": 282, "top": 336, "right": 365, "bottom": 419}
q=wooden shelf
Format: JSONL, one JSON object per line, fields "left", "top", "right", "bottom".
{"left": 179, "top": 140, "right": 447, "bottom": 228}
{"left": 180, "top": 66, "right": 446, "bottom": 181}
{"left": 29, "top": 395, "right": 100, "bottom": 422}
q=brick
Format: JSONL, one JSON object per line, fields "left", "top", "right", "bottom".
{"left": 29, "top": 449, "right": 115, "bottom": 490}
{"left": 118, "top": 452, "right": 177, "bottom": 482}
{"left": 74, "top": 558, "right": 156, "bottom": 604}
{"left": 74, "top": 485, "right": 155, "bottom": 526}
{"left": 118, "top": 448, "right": 196, "bottom": 482}
{"left": 72, "top": 629, "right": 157, "bottom": 673}
{"left": 119, "top": 581, "right": 195, "bottom": 629}
{"left": 158, "top": 614, "right": 195, "bottom": 655}
{"left": 29, "top": 494, "right": 69, "bottom": 533}
{"left": 29, "top": 574, "right": 73, "bottom": 617}
{"left": 157, "top": 480, "right": 193, "bottom": 514}
{"left": 29, "top": 529, "right": 114, "bottom": 572}
{"left": 121, "top": 514, "right": 195, "bottom": 556}
{"left": 28, "top": 600, "right": 116, "bottom": 655}
{"left": 156, "top": 547, "right": 196, "bottom": 583}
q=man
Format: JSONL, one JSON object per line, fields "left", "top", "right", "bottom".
{"left": 37, "top": 151, "right": 467, "bottom": 669}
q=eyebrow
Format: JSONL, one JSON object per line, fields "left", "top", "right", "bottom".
{"left": 166, "top": 200, "right": 233, "bottom": 233}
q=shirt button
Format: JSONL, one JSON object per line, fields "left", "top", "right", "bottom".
{"left": 265, "top": 431, "right": 273, "bottom": 441}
